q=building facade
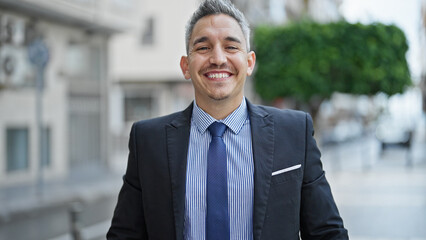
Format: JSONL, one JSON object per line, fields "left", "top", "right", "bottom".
{"left": 108, "top": 0, "right": 198, "bottom": 169}
{"left": 231, "top": 0, "right": 342, "bottom": 24}
{"left": 0, "top": 0, "right": 138, "bottom": 186}
{"left": 421, "top": 0, "right": 426, "bottom": 112}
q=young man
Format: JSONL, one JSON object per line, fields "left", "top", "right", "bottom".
{"left": 107, "top": 0, "right": 348, "bottom": 239}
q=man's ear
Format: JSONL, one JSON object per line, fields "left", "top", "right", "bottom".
{"left": 180, "top": 56, "right": 191, "bottom": 80}
{"left": 246, "top": 51, "right": 256, "bottom": 76}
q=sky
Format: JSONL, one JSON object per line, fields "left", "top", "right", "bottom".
{"left": 340, "top": 0, "right": 423, "bottom": 81}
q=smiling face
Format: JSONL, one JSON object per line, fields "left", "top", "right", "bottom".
{"left": 180, "top": 14, "right": 255, "bottom": 112}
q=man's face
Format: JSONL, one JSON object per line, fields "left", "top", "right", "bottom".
{"left": 180, "top": 14, "right": 255, "bottom": 107}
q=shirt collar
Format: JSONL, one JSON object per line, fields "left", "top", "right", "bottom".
{"left": 192, "top": 98, "right": 248, "bottom": 135}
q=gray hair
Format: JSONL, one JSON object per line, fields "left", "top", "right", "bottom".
{"left": 185, "top": 0, "right": 251, "bottom": 54}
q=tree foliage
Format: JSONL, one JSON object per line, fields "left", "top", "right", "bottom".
{"left": 253, "top": 21, "right": 411, "bottom": 104}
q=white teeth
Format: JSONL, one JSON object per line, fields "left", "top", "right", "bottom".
{"left": 207, "top": 73, "right": 230, "bottom": 79}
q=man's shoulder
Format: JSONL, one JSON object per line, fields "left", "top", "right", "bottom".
{"left": 134, "top": 111, "right": 181, "bottom": 126}
{"left": 250, "top": 102, "right": 308, "bottom": 121}
{"left": 249, "top": 103, "right": 313, "bottom": 132}
{"left": 133, "top": 104, "right": 192, "bottom": 130}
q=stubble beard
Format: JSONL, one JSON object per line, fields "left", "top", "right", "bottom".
{"left": 206, "top": 81, "right": 232, "bottom": 102}
{"left": 208, "top": 93, "right": 229, "bottom": 101}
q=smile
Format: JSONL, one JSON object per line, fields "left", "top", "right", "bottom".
{"left": 206, "top": 73, "right": 231, "bottom": 79}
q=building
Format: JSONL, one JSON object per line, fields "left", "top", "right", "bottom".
{"left": 285, "top": 0, "right": 343, "bottom": 23}
{"left": 421, "top": 0, "right": 426, "bottom": 112}
{"left": 108, "top": 0, "right": 198, "bottom": 168}
{"left": 231, "top": 0, "right": 343, "bottom": 24}
{"left": 0, "top": 0, "right": 139, "bottom": 186}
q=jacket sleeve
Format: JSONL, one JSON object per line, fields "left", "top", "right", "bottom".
{"left": 300, "top": 113, "right": 348, "bottom": 239}
{"left": 107, "top": 123, "right": 149, "bottom": 239}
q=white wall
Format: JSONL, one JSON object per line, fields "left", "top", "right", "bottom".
{"left": 109, "top": 0, "right": 198, "bottom": 81}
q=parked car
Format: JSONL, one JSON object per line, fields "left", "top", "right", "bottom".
{"left": 375, "top": 115, "right": 413, "bottom": 165}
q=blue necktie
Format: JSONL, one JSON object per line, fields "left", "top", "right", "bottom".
{"left": 206, "top": 122, "right": 229, "bottom": 240}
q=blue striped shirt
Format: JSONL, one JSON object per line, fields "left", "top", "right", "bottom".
{"left": 184, "top": 98, "right": 254, "bottom": 240}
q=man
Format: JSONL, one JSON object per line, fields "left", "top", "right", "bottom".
{"left": 107, "top": 0, "right": 348, "bottom": 239}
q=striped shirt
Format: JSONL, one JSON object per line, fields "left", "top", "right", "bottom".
{"left": 184, "top": 98, "right": 254, "bottom": 240}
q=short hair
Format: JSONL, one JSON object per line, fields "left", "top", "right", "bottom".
{"left": 185, "top": 0, "right": 251, "bottom": 54}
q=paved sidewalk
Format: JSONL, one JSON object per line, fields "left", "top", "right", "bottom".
{"left": 321, "top": 122, "right": 426, "bottom": 239}
{"left": 0, "top": 164, "right": 121, "bottom": 220}
{"left": 0, "top": 164, "right": 123, "bottom": 240}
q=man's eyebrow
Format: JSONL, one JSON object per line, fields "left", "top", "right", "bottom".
{"left": 193, "top": 36, "right": 209, "bottom": 46}
{"left": 192, "top": 36, "right": 242, "bottom": 46}
{"left": 224, "top": 36, "right": 241, "bottom": 44}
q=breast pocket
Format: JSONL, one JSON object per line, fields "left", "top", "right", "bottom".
{"left": 271, "top": 164, "right": 302, "bottom": 184}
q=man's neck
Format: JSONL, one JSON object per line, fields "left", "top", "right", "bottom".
{"left": 195, "top": 96, "right": 244, "bottom": 120}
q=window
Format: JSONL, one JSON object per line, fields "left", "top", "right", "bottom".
{"left": 40, "top": 127, "right": 51, "bottom": 167}
{"left": 111, "top": 0, "right": 134, "bottom": 9}
{"left": 124, "top": 96, "right": 153, "bottom": 122}
{"left": 7, "top": 128, "right": 29, "bottom": 172}
{"left": 64, "top": 42, "right": 101, "bottom": 81}
{"left": 69, "top": 96, "right": 101, "bottom": 165}
{"left": 141, "top": 17, "right": 155, "bottom": 46}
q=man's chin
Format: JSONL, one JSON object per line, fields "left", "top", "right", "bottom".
{"left": 208, "top": 95, "right": 230, "bottom": 102}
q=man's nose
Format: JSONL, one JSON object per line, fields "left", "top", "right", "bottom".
{"left": 209, "top": 47, "right": 227, "bottom": 66}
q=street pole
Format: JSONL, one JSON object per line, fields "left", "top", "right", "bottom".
{"left": 69, "top": 202, "right": 83, "bottom": 240}
{"left": 28, "top": 38, "right": 49, "bottom": 198}
{"left": 35, "top": 67, "right": 44, "bottom": 196}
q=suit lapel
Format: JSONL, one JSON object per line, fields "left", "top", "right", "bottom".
{"left": 166, "top": 103, "right": 193, "bottom": 240}
{"left": 247, "top": 101, "right": 275, "bottom": 240}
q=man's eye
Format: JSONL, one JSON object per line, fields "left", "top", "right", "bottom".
{"left": 196, "top": 47, "right": 209, "bottom": 51}
{"left": 226, "top": 46, "right": 239, "bottom": 51}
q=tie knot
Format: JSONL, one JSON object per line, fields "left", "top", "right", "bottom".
{"left": 208, "top": 122, "right": 227, "bottom": 138}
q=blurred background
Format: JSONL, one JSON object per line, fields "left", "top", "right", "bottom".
{"left": 0, "top": 0, "right": 425, "bottom": 239}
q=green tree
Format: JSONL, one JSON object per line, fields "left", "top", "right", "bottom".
{"left": 253, "top": 21, "right": 411, "bottom": 118}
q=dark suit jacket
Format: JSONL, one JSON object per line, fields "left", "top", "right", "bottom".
{"left": 107, "top": 100, "right": 348, "bottom": 240}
